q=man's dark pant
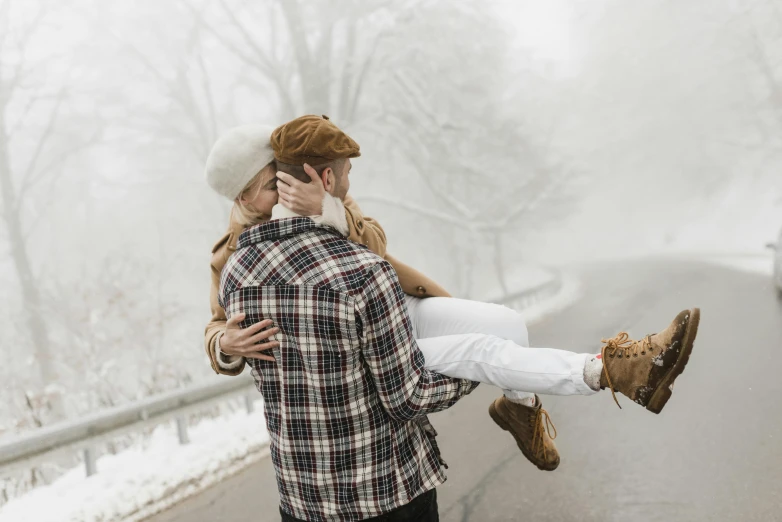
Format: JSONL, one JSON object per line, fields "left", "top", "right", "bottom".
{"left": 279, "top": 489, "right": 439, "bottom": 522}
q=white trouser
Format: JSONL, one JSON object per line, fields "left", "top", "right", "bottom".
{"left": 405, "top": 296, "right": 597, "bottom": 398}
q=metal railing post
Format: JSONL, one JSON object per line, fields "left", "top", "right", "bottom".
{"left": 176, "top": 417, "right": 190, "bottom": 445}
{"left": 83, "top": 447, "right": 97, "bottom": 477}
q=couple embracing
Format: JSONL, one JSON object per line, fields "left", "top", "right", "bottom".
{"left": 203, "top": 115, "right": 700, "bottom": 522}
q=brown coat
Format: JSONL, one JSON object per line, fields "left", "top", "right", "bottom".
{"left": 205, "top": 194, "right": 451, "bottom": 375}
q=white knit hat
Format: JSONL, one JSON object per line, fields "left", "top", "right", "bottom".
{"left": 205, "top": 124, "right": 276, "bottom": 201}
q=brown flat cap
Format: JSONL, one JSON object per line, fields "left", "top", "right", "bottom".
{"left": 271, "top": 115, "right": 360, "bottom": 166}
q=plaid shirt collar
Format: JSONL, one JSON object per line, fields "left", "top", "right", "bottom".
{"left": 238, "top": 217, "right": 341, "bottom": 249}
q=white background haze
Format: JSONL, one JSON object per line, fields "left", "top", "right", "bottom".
{"left": 0, "top": 0, "right": 780, "bottom": 505}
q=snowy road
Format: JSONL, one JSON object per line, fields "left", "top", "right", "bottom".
{"left": 144, "top": 260, "right": 782, "bottom": 522}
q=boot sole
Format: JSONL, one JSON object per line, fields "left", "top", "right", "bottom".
{"left": 488, "top": 400, "right": 560, "bottom": 471}
{"left": 645, "top": 307, "right": 700, "bottom": 414}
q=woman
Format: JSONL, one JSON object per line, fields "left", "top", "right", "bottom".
{"left": 203, "top": 123, "right": 699, "bottom": 472}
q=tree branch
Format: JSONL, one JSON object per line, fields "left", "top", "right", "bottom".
{"left": 194, "top": 39, "right": 219, "bottom": 146}
{"left": 4, "top": 3, "right": 50, "bottom": 96}
{"left": 347, "top": 27, "right": 391, "bottom": 122}
{"left": 187, "top": 0, "right": 298, "bottom": 116}
{"left": 18, "top": 127, "right": 102, "bottom": 204}
{"left": 353, "top": 195, "right": 463, "bottom": 226}
{"left": 0, "top": 0, "right": 10, "bottom": 54}
{"left": 16, "top": 85, "right": 68, "bottom": 199}
{"left": 215, "top": 0, "right": 278, "bottom": 75}
{"left": 354, "top": 194, "right": 512, "bottom": 233}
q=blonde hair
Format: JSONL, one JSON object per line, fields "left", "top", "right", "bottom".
{"left": 231, "top": 161, "right": 276, "bottom": 227}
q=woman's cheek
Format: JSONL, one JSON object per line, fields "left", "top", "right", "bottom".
{"left": 264, "top": 190, "right": 279, "bottom": 212}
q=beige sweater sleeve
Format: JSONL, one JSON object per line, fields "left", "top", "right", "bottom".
{"left": 205, "top": 219, "right": 247, "bottom": 376}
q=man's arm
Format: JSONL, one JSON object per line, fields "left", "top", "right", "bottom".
{"left": 355, "top": 261, "right": 477, "bottom": 421}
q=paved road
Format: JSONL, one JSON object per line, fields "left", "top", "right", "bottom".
{"left": 146, "top": 260, "right": 782, "bottom": 522}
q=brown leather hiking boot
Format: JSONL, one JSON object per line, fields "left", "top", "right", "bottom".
{"left": 488, "top": 395, "right": 559, "bottom": 471}
{"left": 600, "top": 308, "right": 700, "bottom": 413}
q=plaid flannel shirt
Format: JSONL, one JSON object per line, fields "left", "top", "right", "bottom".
{"left": 219, "top": 217, "right": 477, "bottom": 521}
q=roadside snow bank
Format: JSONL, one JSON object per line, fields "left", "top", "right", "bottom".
{"left": 0, "top": 402, "right": 269, "bottom": 522}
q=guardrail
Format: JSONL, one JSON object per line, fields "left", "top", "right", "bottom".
{"left": 0, "top": 377, "right": 256, "bottom": 478}
{"left": 0, "top": 271, "right": 561, "bottom": 479}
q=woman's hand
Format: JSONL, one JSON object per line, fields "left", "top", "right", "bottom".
{"left": 220, "top": 313, "right": 280, "bottom": 362}
{"left": 276, "top": 163, "right": 325, "bottom": 217}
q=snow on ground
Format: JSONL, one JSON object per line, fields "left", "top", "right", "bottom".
{"left": 0, "top": 401, "right": 270, "bottom": 522}
{"left": 0, "top": 267, "right": 579, "bottom": 522}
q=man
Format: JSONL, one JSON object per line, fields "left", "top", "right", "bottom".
{"left": 218, "top": 116, "right": 701, "bottom": 520}
{"left": 218, "top": 116, "right": 478, "bottom": 521}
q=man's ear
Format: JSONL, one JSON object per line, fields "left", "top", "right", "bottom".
{"left": 320, "top": 167, "right": 335, "bottom": 193}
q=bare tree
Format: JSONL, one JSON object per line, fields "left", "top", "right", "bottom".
{"left": 744, "top": 2, "right": 782, "bottom": 141}
{"left": 114, "top": 15, "right": 221, "bottom": 165}
{"left": 355, "top": 2, "right": 581, "bottom": 298}
{"left": 188, "top": 0, "right": 418, "bottom": 123}
{"left": 0, "top": 1, "right": 100, "bottom": 393}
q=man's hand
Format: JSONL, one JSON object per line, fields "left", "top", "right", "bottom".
{"left": 220, "top": 313, "right": 280, "bottom": 362}
{"left": 276, "top": 163, "right": 325, "bottom": 216}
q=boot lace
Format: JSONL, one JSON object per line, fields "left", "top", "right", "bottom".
{"left": 531, "top": 407, "right": 557, "bottom": 461}
{"left": 600, "top": 332, "right": 654, "bottom": 409}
